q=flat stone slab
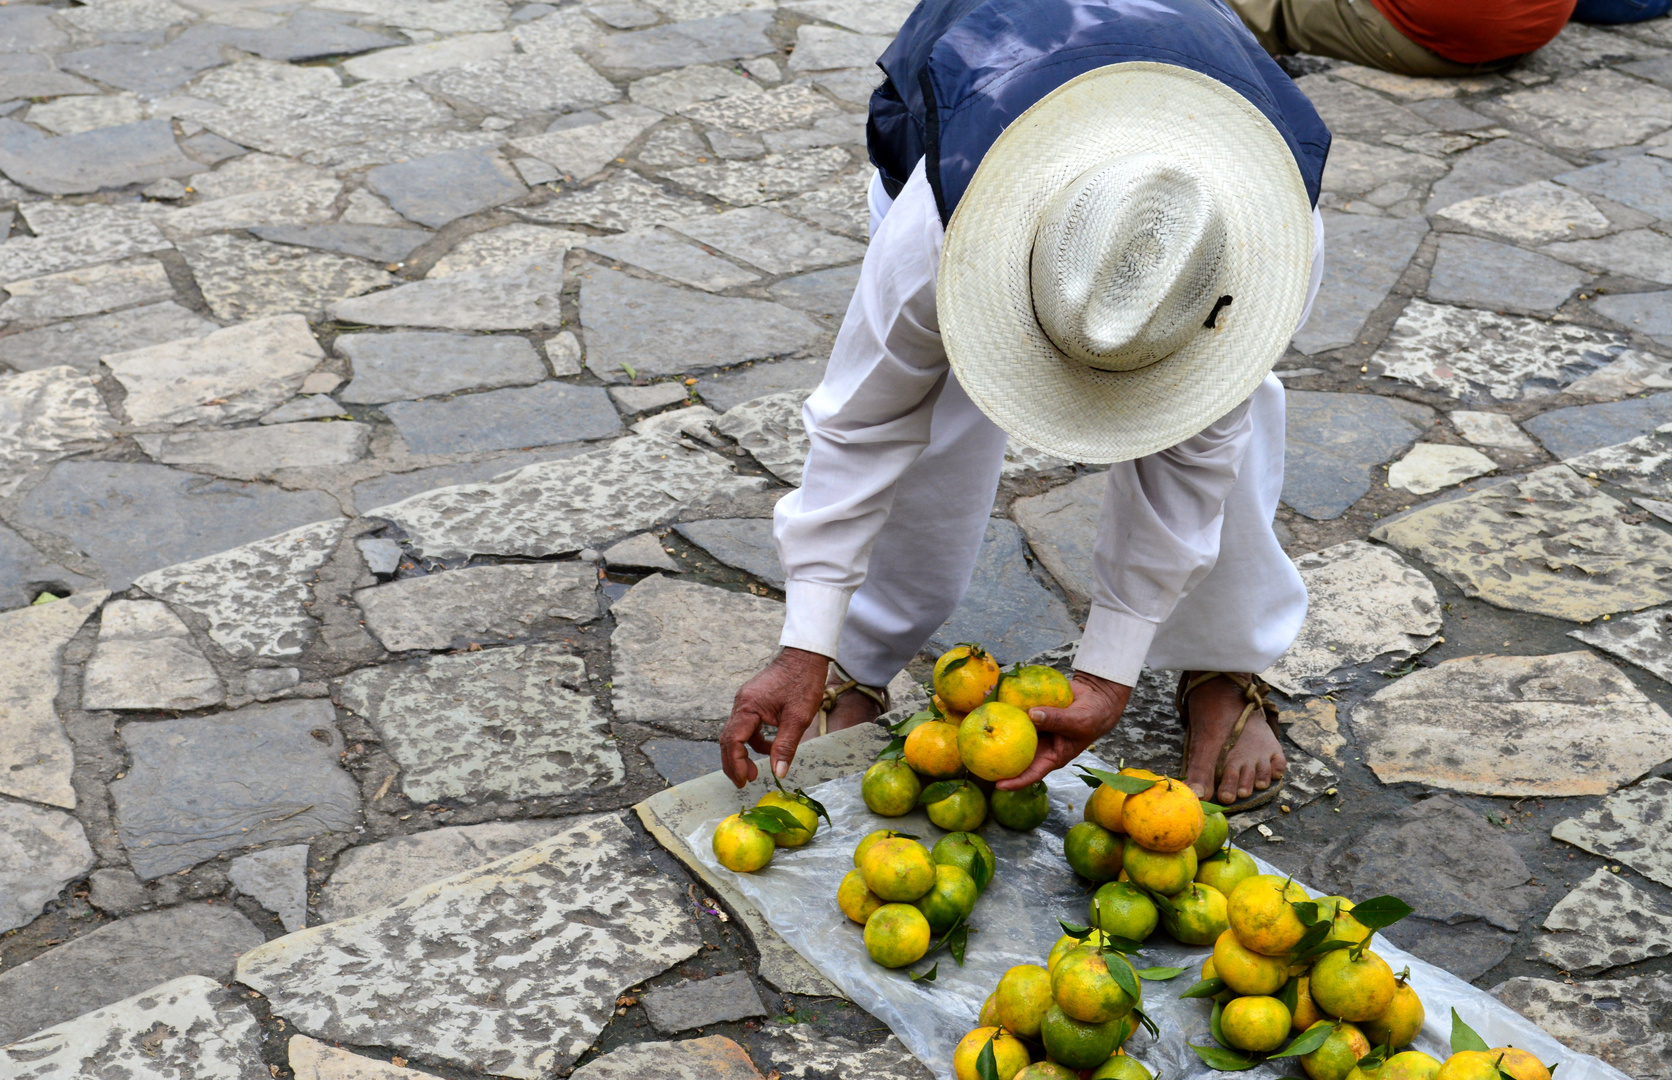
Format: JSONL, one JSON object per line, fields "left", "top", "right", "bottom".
{"left": 1563, "top": 424, "right": 1672, "bottom": 503}
{"left": 316, "top": 819, "right": 565, "bottom": 922}
{"left": 290, "top": 1035, "right": 440, "bottom": 1080}
{"left": 519, "top": 171, "right": 708, "bottom": 232}
{"left": 0, "top": 118, "right": 200, "bottom": 195}
{"left": 238, "top": 813, "right": 702, "bottom": 1079}
{"left": 676, "top": 518, "right": 779, "bottom": 585}
{"left": 337, "top": 645, "right": 622, "bottom": 803}
{"left": 1386, "top": 441, "right": 1498, "bottom": 495}
{"left": 165, "top": 153, "right": 342, "bottom": 237}
{"left": 0, "top": 202, "right": 172, "bottom": 285}
{"left": 1011, "top": 472, "right": 1102, "bottom": 607}
{"left": 136, "top": 422, "right": 371, "bottom": 481}
{"left": 641, "top": 972, "right": 768, "bottom": 1034}
{"left": 83, "top": 599, "right": 223, "bottom": 711}
{"left": 0, "top": 975, "right": 264, "bottom": 1080}
{"left": 1318, "top": 794, "right": 1538, "bottom": 931}
{"left": 583, "top": 227, "right": 762, "bottom": 291}
{"left": 0, "top": 592, "right": 107, "bottom": 808}
{"left": 1556, "top": 153, "right": 1672, "bottom": 221}
{"left": 1539, "top": 867, "right": 1672, "bottom": 974}
{"left": 416, "top": 50, "right": 619, "bottom": 117}
{"left": 610, "top": 574, "right": 781, "bottom": 724}
{"left": 1592, "top": 289, "right": 1672, "bottom": 347}
{"left": 366, "top": 146, "right": 526, "bottom": 228}
{"left": 604, "top": 532, "right": 681, "bottom": 571}
{"left": 1491, "top": 974, "right": 1671, "bottom": 1078}
{"left": 0, "top": 525, "right": 91, "bottom": 615}
{"left": 133, "top": 519, "right": 345, "bottom": 660}
{"left": 1450, "top": 410, "right": 1539, "bottom": 451}
{"left": 1564, "top": 348, "right": 1672, "bottom": 402}
{"left": 1317, "top": 136, "right": 1446, "bottom": 199}
{"left": 1373, "top": 464, "right": 1672, "bottom": 620}
{"left": 580, "top": 268, "right": 822, "bottom": 381}
{"left": 697, "top": 357, "right": 825, "bottom": 413}
{"left": 585, "top": 10, "right": 773, "bottom": 71}
{"left": 1551, "top": 777, "right": 1672, "bottom": 888}
{"left": 660, "top": 147, "right": 850, "bottom": 207}
{"left": 1381, "top": 918, "right": 1514, "bottom": 984}
{"left": 368, "top": 434, "right": 766, "bottom": 561}
{"left": 250, "top": 224, "right": 430, "bottom": 263}
{"left": 1283, "top": 390, "right": 1428, "bottom": 519}
{"left": 670, "top": 205, "right": 864, "bottom": 275}
{"left": 1523, "top": 391, "right": 1672, "bottom": 460}
{"left": 110, "top": 699, "right": 362, "bottom": 879}
{"left": 428, "top": 223, "right": 584, "bottom": 278}
{"left": 340, "top": 31, "right": 514, "bottom": 80}
{"left": 1425, "top": 137, "right": 1577, "bottom": 215}
{"left": 767, "top": 264, "right": 861, "bottom": 323}
{"left": 1352, "top": 650, "right": 1672, "bottom": 797}
{"left": 1427, "top": 233, "right": 1586, "bottom": 312}
{"left": 642, "top": 737, "right": 747, "bottom": 785}
{"left": 0, "top": 905, "right": 264, "bottom": 1045}
{"left": 1262, "top": 540, "right": 1441, "bottom": 695}
{"left": 927, "top": 519, "right": 1079, "bottom": 664}
{"left": 755, "top": 1025, "right": 935, "bottom": 1080}
{"left": 2, "top": 257, "right": 174, "bottom": 322}
{"left": 1434, "top": 179, "right": 1611, "bottom": 247}
{"left": 350, "top": 450, "right": 581, "bottom": 513}
{"left": 105, "top": 313, "right": 325, "bottom": 427}
{"left": 1292, "top": 211, "right": 1426, "bottom": 355}
{"left": 0, "top": 802, "right": 94, "bottom": 934}
{"left": 1541, "top": 228, "right": 1672, "bottom": 287}
{"left": 230, "top": 844, "right": 308, "bottom": 933}
{"left": 0, "top": 366, "right": 118, "bottom": 493}
{"left": 1373, "top": 299, "right": 1626, "bottom": 401}
{"left": 330, "top": 255, "right": 566, "bottom": 330}
{"left": 0, "top": 302, "right": 215, "bottom": 374}
{"left": 511, "top": 104, "right": 660, "bottom": 182}
{"left": 384, "top": 383, "right": 621, "bottom": 454}
{"left": 355, "top": 562, "right": 598, "bottom": 651}
{"left": 17, "top": 460, "right": 340, "bottom": 592}
{"left": 1481, "top": 68, "right": 1672, "bottom": 153}
{"left": 610, "top": 383, "right": 691, "bottom": 415}
{"left": 179, "top": 233, "right": 393, "bottom": 322}
{"left": 572, "top": 1035, "right": 765, "bottom": 1079}
{"left": 1571, "top": 603, "right": 1672, "bottom": 686}
{"left": 715, "top": 389, "right": 811, "bottom": 484}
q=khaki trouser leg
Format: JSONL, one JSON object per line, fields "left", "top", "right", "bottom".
{"left": 1221, "top": 0, "right": 1519, "bottom": 77}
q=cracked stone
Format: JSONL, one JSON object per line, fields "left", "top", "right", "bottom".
{"left": 927, "top": 518, "right": 1078, "bottom": 662}
{"left": 676, "top": 518, "right": 778, "bottom": 585}
{"left": 629, "top": 62, "right": 762, "bottom": 113}
{"left": 1435, "top": 179, "right": 1612, "bottom": 247}
{"left": 754, "top": 1026, "right": 934, "bottom": 1080}
{"left": 661, "top": 146, "right": 850, "bottom": 206}
{"left": 418, "top": 50, "right": 618, "bottom": 116}
{"left": 336, "top": 332, "right": 546, "bottom": 403}
{"left": 511, "top": 104, "right": 661, "bottom": 181}
{"left": 366, "top": 146, "right": 526, "bottom": 228}
{"left": 1539, "top": 867, "right": 1672, "bottom": 975}
{"left": 0, "top": 592, "right": 108, "bottom": 808}
{"left": 681, "top": 82, "right": 839, "bottom": 133}
{"left": 1262, "top": 540, "right": 1441, "bottom": 695}
{"left": 714, "top": 389, "right": 810, "bottom": 483}
{"left": 355, "top": 562, "right": 597, "bottom": 651}
{"left": 1492, "top": 974, "right": 1672, "bottom": 1077}
{"left": 229, "top": 844, "right": 308, "bottom": 933}
{"left": 1372, "top": 299, "right": 1626, "bottom": 400}
{"left": 632, "top": 402, "right": 720, "bottom": 439}
{"left": 83, "top": 598, "right": 223, "bottom": 711}
{"left": 585, "top": 10, "right": 773, "bottom": 71}
{"left": 1480, "top": 69, "right": 1672, "bottom": 152}
{"left": 133, "top": 519, "right": 347, "bottom": 659}
{"left": 0, "top": 975, "right": 264, "bottom": 1079}
{"left": 340, "top": 31, "right": 514, "bottom": 80}
{"left": 0, "top": 302, "right": 214, "bottom": 373}
{"left": 315, "top": 819, "right": 565, "bottom": 922}
{"left": 572, "top": 1035, "right": 764, "bottom": 1079}
{"left": 603, "top": 531, "right": 681, "bottom": 571}
{"left": 1426, "top": 137, "right": 1574, "bottom": 214}
{"left": 111, "top": 699, "right": 362, "bottom": 879}
{"left": 1541, "top": 228, "right": 1672, "bottom": 286}
{"left": 164, "top": 152, "right": 342, "bottom": 236}
{"left": 610, "top": 574, "right": 780, "bottom": 723}
{"left": 0, "top": 802, "right": 94, "bottom": 935}
{"left": 0, "top": 907, "right": 265, "bottom": 1045}
{"left": 105, "top": 313, "right": 324, "bottom": 427}
{"left": 1566, "top": 349, "right": 1672, "bottom": 401}
{"left": 1319, "top": 137, "right": 1446, "bottom": 198}
{"left": 1523, "top": 391, "right": 1672, "bottom": 459}
{"left": 1292, "top": 211, "right": 1426, "bottom": 355}
{"left": 582, "top": 227, "right": 762, "bottom": 291}
{"left": 2, "top": 257, "right": 173, "bottom": 322}
{"left": 1551, "top": 776, "right": 1672, "bottom": 888}
{"left": 580, "top": 267, "right": 822, "bottom": 381}
{"left": 24, "top": 92, "right": 146, "bottom": 138}
{"left": 670, "top": 204, "right": 863, "bottom": 275}
{"left": 261, "top": 396, "right": 347, "bottom": 424}
{"left": 178, "top": 233, "right": 392, "bottom": 321}
{"left": 1563, "top": 423, "right": 1672, "bottom": 502}
{"left": 290, "top": 1035, "right": 438, "bottom": 1080}
{"left": 135, "top": 421, "right": 371, "bottom": 480}
{"left": 337, "top": 645, "right": 621, "bottom": 802}
{"left": 384, "top": 383, "right": 622, "bottom": 454}
{"left": 0, "top": 118, "right": 200, "bottom": 195}
{"left": 330, "top": 254, "right": 565, "bottom": 330}
{"left": 1354, "top": 650, "right": 1672, "bottom": 796}
{"left": 1571, "top": 603, "right": 1672, "bottom": 686}
{"left": 0, "top": 366, "right": 117, "bottom": 495}
{"left": 0, "top": 202, "right": 171, "bottom": 283}
{"left": 1427, "top": 232, "right": 1586, "bottom": 312}
{"left": 251, "top": 224, "right": 430, "bottom": 263}
{"left": 1282, "top": 389, "right": 1429, "bottom": 519}
{"left": 427, "top": 223, "right": 583, "bottom": 278}
{"left": 1295, "top": 73, "right": 1430, "bottom": 137}
{"left": 519, "top": 170, "right": 707, "bottom": 231}
{"left": 1280, "top": 698, "right": 1346, "bottom": 766}
{"left": 1449, "top": 410, "right": 1539, "bottom": 451}
{"left": 237, "top": 813, "right": 701, "bottom": 1078}
{"left": 1555, "top": 153, "right": 1672, "bottom": 222}
{"left": 784, "top": 24, "right": 888, "bottom": 72}
{"left": 1387, "top": 441, "right": 1498, "bottom": 494}
{"left": 640, "top": 973, "right": 768, "bottom": 1035}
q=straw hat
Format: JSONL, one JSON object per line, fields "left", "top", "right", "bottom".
{"left": 938, "top": 62, "right": 1315, "bottom": 465}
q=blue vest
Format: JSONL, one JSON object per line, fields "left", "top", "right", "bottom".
{"left": 867, "top": 0, "right": 1331, "bottom": 223}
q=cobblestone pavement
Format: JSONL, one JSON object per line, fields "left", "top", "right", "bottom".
{"left": 2, "top": 2, "right": 1672, "bottom": 1076}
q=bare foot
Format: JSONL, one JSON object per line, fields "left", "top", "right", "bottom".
{"left": 1181, "top": 674, "right": 1286, "bottom": 806}
{"left": 824, "top": 682, "right": 884, "bottom": 731}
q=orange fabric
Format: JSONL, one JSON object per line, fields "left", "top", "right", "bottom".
{"left": 1367, "top": 0, "right": 1577, "bottom": 63}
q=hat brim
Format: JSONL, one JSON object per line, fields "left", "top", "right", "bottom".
{"left": 938, "top": 62, "right": 1315, "bottom": 465}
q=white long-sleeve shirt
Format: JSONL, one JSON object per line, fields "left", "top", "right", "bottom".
{"left": 774, "top": 164, "right": 1322, "bottom": 686}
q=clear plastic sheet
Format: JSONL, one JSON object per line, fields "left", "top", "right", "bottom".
{"left": 688, "top": 752, "right": 1629, "bottom": 1080}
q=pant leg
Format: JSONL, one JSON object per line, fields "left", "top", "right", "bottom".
{"left": 1572, "top": 0, "right": 1672, "bottom": 21}
{"left": 836, "top": 375, "right": 1010, "bottom": 686}
{"left": 1144, "top": 375, "right": 1308, "bottom": 674}
{"left": 1222, "top": 0, "right": 1516, "bottom": 76}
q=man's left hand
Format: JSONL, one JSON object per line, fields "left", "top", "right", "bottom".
{"left": 994, "top": 671, "right": 1132, "bottom": 790}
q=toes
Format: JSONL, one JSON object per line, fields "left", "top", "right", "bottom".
{"left": 1271, "top": 749, "right": 1288, "bottom": 779}
{"left": 1252, "top": 757, "right": 1273, "bottom": 792}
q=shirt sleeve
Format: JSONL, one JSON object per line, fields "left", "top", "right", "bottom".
{"left": 774, "top": 163, "right": 948, "bottom": 658}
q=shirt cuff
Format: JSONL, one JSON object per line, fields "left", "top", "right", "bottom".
{"left": 1073, "top": 605, "right": 1159, "bottom": 687}
{"left": 779, "top": 579, "right": 853, "bottom": 659}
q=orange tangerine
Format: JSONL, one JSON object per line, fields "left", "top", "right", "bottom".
{"left": 1120, "top": 777, "right": 1204, "bottom": 853}
{"left": 934, "top": 645, "right": 1001, "bottom": 713}
{"left": 952, "top": 1028, "right": 1030, "bottom": 1080}
{"left": 904, "top": 720, "right": 965, "bottom": 780}
{"left": 1226, "top": 874, "right": 1310, "bottom": 956}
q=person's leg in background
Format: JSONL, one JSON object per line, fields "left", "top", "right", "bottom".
{"left": 1571, "top": 0, "right": 1672, "bottom": 21}
{"left": 1221, "top": 0, "right": 1518, "bottom": 76}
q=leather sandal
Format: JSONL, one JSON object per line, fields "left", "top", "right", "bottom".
{"left": 812, "top": 663, "right": 889, "bottom": 737}
{"left": 1176, "top": 671, "right": 1285, "bottom": 814}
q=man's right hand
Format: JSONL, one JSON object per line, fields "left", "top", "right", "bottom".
{"left": 720, "top": 647, "right": 831, "bottom": 788}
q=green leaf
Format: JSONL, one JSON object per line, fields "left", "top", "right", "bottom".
{"left": 1057, "top": 918, "right": 1093, "bottom": 940}
{"left": 1132, "top": 1006, "right": 1159, "bottom": 1039}
{"left": 776, "top": 781, "right": 831, "bottom": 828}
{"left": 1076, "top": 766, "right": 1163, "bottom": 795}
{"left": 918, "top": 780, "right": 964, "bottom": 806}
{"left": 892, "top": 710, "right": 933, "bottom": 733}
{"left": 1278, "top": 976, "right": 1300, "bottom": 1015}
{"left": 1548, "top": 1062, "right": 1560, "bottom": 1076}
{"left": 1209, "top": 1000, "right": 1227, "bottom": 1047}
{"left": 1359, "top": 1042, "right": 1391, "bottom": 1070}
{"left": 1199, "top": 800, "right": 1227, "bottom": 814}
{"left": 910, "top": 963, "right": 937, "bottom": 982}
{"left": 1287, "top": 920, "right": 1332, "bottom": 959}
{"left": 876, "top": 736, "right": 906, "bottom": 761}
{"left": 620, "top": 362, "right": 637, "bottom": 379}
{"left": 975, "top": 1037, "right": 998, "bottom": 1080}
{"left": 1135, "top": 966, "right": 1186, "bottom": 981}
{"left": 1269, "top": 1022, "right": 1336, "bottom": 1059}
{"left": 739, "top": 806, "right": 805, "bottom": 835}
{"left": 969, "top": 852, "right": 992, "bottom": 894}
{"left": 1188, "top": 1044, "right": 1259, "bottom": 1071}
{"left": 1451, "top": 1009, "right": 1490, "bottom": 1053}
{"left": 1292, "top": 901, "right": 1323, "bottom": 927}
{"left": 1103, "top": 952, "right": 1143, "bottom": 1008}
{"left": 940, "top": 653, "right": 971, "bottom": 676}
{"left": 1098, "top": 934, "right": 1148, "bottom": 954}
{"left": 1295, "top": 938, "right": 1355, "bottom": 962}
{"left": 948, "top": 922, "right": 968, "bottom": 967}
{"left": 1178, "top": 977, "right": 1226, "bottom": 1000}
{"left": 1349, "top": 895, "right": 1415, "bottom": 932}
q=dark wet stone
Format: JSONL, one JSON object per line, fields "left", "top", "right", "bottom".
{"left": 1293, "top": 211, "right": 1427, "bottom": 355}
{"left": 1523, "top": 391, "right": 1672, "bottom": 459}
{"left": 109, "top": 699, "right": 363, "bottom": 879}
{"left": 927, "top": 519, "right": 1080, "bottom": 665}
{"left": 1381, "top": 918, "right": 1514, "bottom": 983}
{"left": 585, "top": 10, "right": 775, "bottom": 72}
{"left": 251, "top": 224, "right": 430, "bottom": 263}
{"left": 697, "top": 357, "right": 826, "bottom": 413}
{"left": 12, "top": 460, "right": 341, "bottom": 590}
{"left": 1427, "top": 233, "right": 1587, "bottom": 312}
{"left": 382, "top": 382, "right": 622, "bottom": 454}
{"left": 0, "top": 524, "right": 92, "bottom": 613}
{"left": 337, "top": 332, "right": 546, "bottom": 403}
{"left": 676, "top": 518, "right": 780, "bottom": 587}
{"left": 767, "top": 263, "right": 861, "bottom": 320}
{"left": 1425, "top": 137, "right": 1573, "bottom": 213}
{"left": 1283, "top": 390, "right": 1429, "bottom": 519}
{"left": 1591, "top": 289, "right": 1672, "bottom": 347}
{"left": 641, "top": 971, "right": 768, "bottom": 1034}
{"left": 0, "top": 118, "right": 200, "bottom": 195}
{"left": 641, "top": 737, "right": 746, "bottom": 785}
{"left": 366, "top": 146, "right": 527, "bottom": 228}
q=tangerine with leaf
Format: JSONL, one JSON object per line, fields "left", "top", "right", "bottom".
{"left": 711, "top": 813, "right": 775, "bottom": 872}
{"left": 934, "top": 644, "right": 1001, "bottom": 712}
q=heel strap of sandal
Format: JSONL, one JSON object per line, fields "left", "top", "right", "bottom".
{"left": 1177, "top": 671, "right": 1280, "bottom": 792}
{"left": 815, "top": 665, "right": 890, "bottom": 736}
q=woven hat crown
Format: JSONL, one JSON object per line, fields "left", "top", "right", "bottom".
{"left": 1029, "top": 154, "right": 1228, "bottom": 373}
